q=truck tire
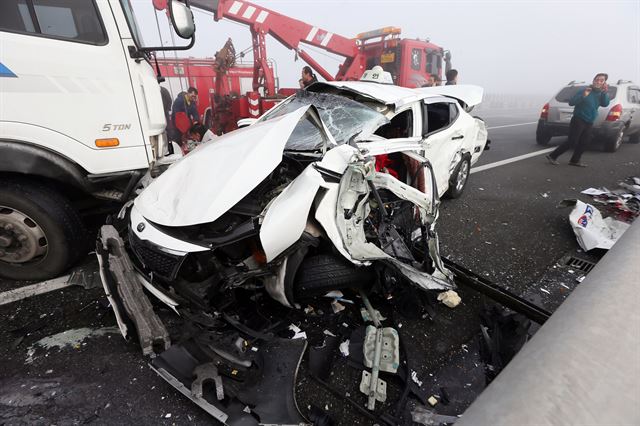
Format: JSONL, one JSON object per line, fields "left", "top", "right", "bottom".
{"left": 293, "top": 254, "right": 374, "bottom": 300}
{"left": 0, "top": 179, "right": 87, "bottom": 281}
{"left": 604, "top": 127, "right": 625, "bottom": 152}
{"left": 444, "top": 156, "right": 471, "bottom": 199}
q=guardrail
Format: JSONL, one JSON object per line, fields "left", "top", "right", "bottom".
{"left": 457, "top": 220, "right": 640, "bottom": 425}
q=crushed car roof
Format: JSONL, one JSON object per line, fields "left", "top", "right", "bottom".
{"left": 309, "top": 81, "right": 484, "bottom": 109}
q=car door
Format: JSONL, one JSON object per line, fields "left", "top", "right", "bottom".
{"left": 420, "top": 98, "right": 466, "bottom": 194}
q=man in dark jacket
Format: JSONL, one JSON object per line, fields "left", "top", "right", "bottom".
{"left": 445, "top": 69, "right": 458, "bottom": 85}
{"left": 546, "top": 73, "right": 610, "bottom": 167}
{"left": 169, "top": 87, "right": 200, "bottom": 142}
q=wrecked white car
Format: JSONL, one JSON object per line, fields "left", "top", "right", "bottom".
{"left": 96, "top": 82, "right": 488, "bottom": 424}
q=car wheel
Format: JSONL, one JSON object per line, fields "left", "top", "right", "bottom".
{"left": 444, "top": 157, "right": 471, "bottom": 199}
{"left": 536, "top": 123, "right": 551, "bottom": 145}
{"left": 0, "top": 179, "right": 87, "bottom": 281}
{"left": 293, "top": 254, "right": 374, "bottom": 300}
{"left": 604, "top": 127, "right": 625, "bottom": 152}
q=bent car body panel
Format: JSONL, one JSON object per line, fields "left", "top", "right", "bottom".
{"left": 260, "top": 166, "right": 325, "bottom": 262}
{"left": 416, "top": 85, "right": 484, "bottom": 108}
{"left": 309, "top": 81, "right": 431, "bottom": 108}
{"left": 135, "top": 106, "right": 311, "bottom": 227}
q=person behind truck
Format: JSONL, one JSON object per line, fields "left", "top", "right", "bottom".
{"left": 546, "top": 73, "right": 610, "bottom": 168}
{"left": 445, "top": 69, "right": 458, "bottom": 85}
{"left": 422, "top": 75, "right": 437, "bottom": 87}
{"left": 299, "top": 66, "right": 318, "bottom": 89}
{"left": 170, "top": 87, "right": 200, "bottom": 143}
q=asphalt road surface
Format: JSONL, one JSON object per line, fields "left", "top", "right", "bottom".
{"left": 1, "top": 106, "right": 638, "bottom": 425}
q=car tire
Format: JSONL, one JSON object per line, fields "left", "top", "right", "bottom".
{"left": 293, "top": 254, "right": 374, "bottom": 300}
{"left": 444, "top": 156, "right": 471, "bottom": 199}
{"left": 0, "top": 179, "right": 87, "bottom": 281}
{"left": 536, "top": 123, "right": 551, "bottom": 145}
{"left": 604, "top": 127, "right": 625, "bottom": 152}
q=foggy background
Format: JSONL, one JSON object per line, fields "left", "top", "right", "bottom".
{"left": 133, "top": 0, "right": 640, "bottom": 103}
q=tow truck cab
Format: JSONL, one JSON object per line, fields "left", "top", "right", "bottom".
{"left": 0, "top": 0, "right": 195, "bottom": 281}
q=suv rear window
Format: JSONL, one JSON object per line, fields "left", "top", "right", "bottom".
{"left": 555, "top": 85, "right": 617, "bottom": 103}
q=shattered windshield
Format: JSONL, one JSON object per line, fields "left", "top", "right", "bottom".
{"left": 261, "top": 91, "right": 389, "bottom": 146}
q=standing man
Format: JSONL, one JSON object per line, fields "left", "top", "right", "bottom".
{"left": 422, "top": 75, "right": 437, "bottom": 87}
{"left": 299, "top": 66, "right": 318, "bottom": 89}
{"left": 445, "top": 69, "right": 458, "bottom": 85}
{"left": 170, "top": 86, "right": 200, "bottom": 143}
{"left": 546, "top": 73, "right": 610, "bottom": 167}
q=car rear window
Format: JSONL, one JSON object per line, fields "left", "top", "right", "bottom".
{"left": 555, "top": 85, "right": 617, "bottom": 103}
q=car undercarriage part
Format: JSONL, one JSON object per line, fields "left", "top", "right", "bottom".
{"left": 97, "top": 225, "right": 170, "bottom": 355}
{"left": 441, "top": 257, "right": 551, "bottom": 324}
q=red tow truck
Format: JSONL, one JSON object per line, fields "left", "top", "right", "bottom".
{"left": 159, "top": 0, "right": 452, "bottom": 133}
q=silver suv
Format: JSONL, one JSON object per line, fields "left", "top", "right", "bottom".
{"left": 536, "top": 80, "right": 640, "bottom": 152}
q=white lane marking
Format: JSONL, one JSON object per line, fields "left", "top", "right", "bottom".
{"left": 256, "top": 10, "right": 269, "bottom": 23}
{"left": 486, "top": 122, "right": 537, "bottom": 130}
{"left": 228, "top": 1, "right": 242, "bottom": 15}
{"left": 0, "top": 275, "right": 73, "bottom": 306}
{"left": 242, "top": 5, "right": 256, "bottom": 19}
{"left": 471, "top": 148, "right": 555, "bottom": 174}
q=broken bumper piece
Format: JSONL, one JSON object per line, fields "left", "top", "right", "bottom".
{"left": 96, "top": 225, "right": 170, "bottom": 356}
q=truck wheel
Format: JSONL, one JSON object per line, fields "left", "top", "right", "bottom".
{"left": 604, "top": 127, "right": 625, "bottom": 152}
{"left": 0, "top": 179, "right": 86, "bottom": 281}
{"left": 444, "top": 157, "right": 470, "bottom": 199}
{"left": 293, "top": 254, "right": 374, "bottom": 300}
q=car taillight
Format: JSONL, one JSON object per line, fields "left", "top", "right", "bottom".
{"left": 606, "top": 104, "right": 623, "bottom": 122}
{"left": 540, "top": 103, "right": 549, "bottom": 120}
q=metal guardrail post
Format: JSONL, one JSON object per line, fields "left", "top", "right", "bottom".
{"left": 457, "top": 220, "right": 640, "bottom": 426}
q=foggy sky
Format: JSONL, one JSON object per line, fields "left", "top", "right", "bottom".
{"left": 134, "top": 0, "right": 640, "bottom": 95}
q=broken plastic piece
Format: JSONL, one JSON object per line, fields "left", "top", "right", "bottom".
{"left": 288, "top": 324, "right": 307, "bottom": 340}
{"left": 437, "top": 290, "right": 461, "bottom": 308}
{"left": 339, "top": 340, "right": 350, "bottom": 357}
{"left": 331, "top": 300, "right": 345, "bottom": 313}
{"left": 360, "top": 308, "right": 387, "bottom": 323}
{"left": 411, "top": 406, "right": 436, "bottom": 425}
{"left": 427, "top": 395, "right": 439, "bottom": 406}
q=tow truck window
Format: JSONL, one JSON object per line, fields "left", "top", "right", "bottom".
{"left": 0, "top": 0, "right": 106, "bottom": 45}
{"left": 410, "top": 48, "right": 422, "bottom": 71}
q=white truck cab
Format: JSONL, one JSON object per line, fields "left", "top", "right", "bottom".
{"left": 0, "top": 0, "right": 195, "bottom": 280}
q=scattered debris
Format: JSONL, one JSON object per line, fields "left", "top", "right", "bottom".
{"left": 576, "top": 276, "right": 586, "bottom": 283}
{"left": 437, "top": 290, "right": 461, "bottom": 308}
{"left": 410, "top": 370, "right": 423, "bottom": 387}
{"left": 339, "top": 340, "right": 350, "bottom": 357}
{"left": 540, "top": 192, "right": 549, "bottom": 198}
{"left": 360, "top": 308, "right": 386, "bottom": 323}
{"left": 560, "top": 283, "right": 571, "bottom": 289}
{"left": 427, "top": 395, "right": 439, "bottom": 406}
{"left": 288, "top": 324, "right": 307, "bottom": 340}
{"left": 331, "top": 300, "right": 345, "bottom": 313}
{"left": 580, "top": 178, "right": 640, "bottom": 223}
{"left": 561, "top": 199, "right": 630, "bottom": 251}
{"left": 540, "top": 288, "right": 551, "bottom": 295}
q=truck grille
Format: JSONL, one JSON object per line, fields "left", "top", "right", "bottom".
{"left": 129, "top": 232, "right": 186, "bottom": 280}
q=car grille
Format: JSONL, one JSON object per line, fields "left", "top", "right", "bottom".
{"left": 129, "top": 231, "right": 186, "bottom": 280}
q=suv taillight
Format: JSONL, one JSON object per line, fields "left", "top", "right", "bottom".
{"left": 606, "top": 104, "right": 623, "bottom": 122}
{"left": 540, "top": 103, "right": 549, "bottom": 120}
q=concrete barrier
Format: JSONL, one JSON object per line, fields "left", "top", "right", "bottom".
{"left": 457, "top": 220, "right": 640, "bottom": 426}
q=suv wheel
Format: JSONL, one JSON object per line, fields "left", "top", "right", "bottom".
{"left": 536, "top": 122, "right": 551, "bottom": 145}
{"left": 0, "top": 179, "right": 87, "bottom": 281}
{"left": 604, "top": 127, "right": 625, "bottom": 152}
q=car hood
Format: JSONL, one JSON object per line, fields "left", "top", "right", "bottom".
{"left": 135, "top": 106, "right": 312, "bottom": 227}
{"left": 415, "top": 85, "right": 484, "bottom": 107}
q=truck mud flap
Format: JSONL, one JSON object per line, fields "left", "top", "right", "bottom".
{"left": 150, "top": 338, "right": 307, "bottom": 425}
{"left": 96, "top": 225, "right": 170, "bottom": 355}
